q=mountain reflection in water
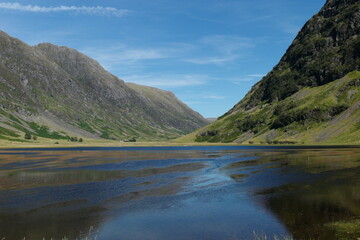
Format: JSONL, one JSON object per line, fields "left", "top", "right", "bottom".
{"left": 0, "top": 146, "right": 359, "bottom": 240}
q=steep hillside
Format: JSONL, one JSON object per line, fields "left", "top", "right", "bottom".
{"left": 126, "top": 83, "right": 206, "bottom": 133}
{"left": 0, "top": 31, "right": 208, "bottom": 142}
{"left": 194, "top": 0, "right": 360, "bottom": 144}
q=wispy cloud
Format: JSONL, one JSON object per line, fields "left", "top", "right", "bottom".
{"left": 179, "top": 92, "right": 226, "bottom": 108}
{"left": 186, "top": 56, "right": 237, "bottom": 65}
{"left": 82, "top": 45, "right": 171, "bottom": 70}
{"left": 123, "top": 74, "right": 208, "bottom": 88}
{"left": 0, "top": 2, "right": 129, "bottom": 17}
{"left": 200, "top": 94, "right": 226, "bottom": 100}
{"left": 185, "top": 35, "right": 255, "bottom": 65}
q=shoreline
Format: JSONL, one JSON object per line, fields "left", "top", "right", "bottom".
{"left": 0, "top": 139, "right": 359, "bottom": 149}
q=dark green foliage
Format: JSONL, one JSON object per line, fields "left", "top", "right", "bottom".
{"left": 236, "top": 116, "right": 264, "bottom": 133}
{"left": 199, "top": 130, "right": 219, "bottom": 137}
{"left": 100, "top": 130, "right": 110, "bottom": 139}
{"left": 0, "top": 126, "right": 20, "bottom": 138}
{"left": 28, "top": 122, "right": 68, "bottom": 139}
{"left": 78, "top": 121, "right": 95, "bottom": 133}
{"left": 8, "top": 114, "right": 21, "bottom": 124}
{"left": 271, "top": 104, "right": 348, "bottom": 129}
{"left": 228, "top": 0, "right": 360, "bottom": 111}
{"left": 24, "top": 132, "right": 32, "bottom": 139}
{"left": 69, "top": 137, "right": 79, "bottom": 142}
{"left": 68, "top": 136, "right": 83, "bottom": 142}
{"left": 196, "top": 68, "right": 359, "bottom": 143}
{"left": 100, "top": 127, "right": 116, "bottom": 140}
{"left": 125, "top": 137, "right": 136, "bottom": 142}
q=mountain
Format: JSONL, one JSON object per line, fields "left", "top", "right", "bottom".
{"left": 0, "top": 31, "right": 209, "bottom": 141}
{"left": 194, "top": 0, "right": 360, "bottom": 144}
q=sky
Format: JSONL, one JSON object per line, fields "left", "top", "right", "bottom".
{"left": 0, "top": 0, "right": 326, "bottom": 118}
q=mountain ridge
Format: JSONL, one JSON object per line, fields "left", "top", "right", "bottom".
{"left": 193, "top": 0, "right": 360, "bottom": 144}
{"left": 0, "top": 31, "right": 209, "bottom": 141}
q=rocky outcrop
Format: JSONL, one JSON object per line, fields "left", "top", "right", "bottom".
{"left": 227, "top": 0, "right": 360, "bottom": 112}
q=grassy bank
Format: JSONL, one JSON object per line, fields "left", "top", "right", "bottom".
{"left": 0, "top": 137, "right": 247, "bottom": 149}
{"left": 1, "top": 137, "right": 360, "bottom": 149}
{"left": 0, "top": 136, "right": 359, "bottom": 149}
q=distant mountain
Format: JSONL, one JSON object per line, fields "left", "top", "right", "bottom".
{"left": 194, "top": 0, "right": 360, "bottom": 144}
{"left": 206, "top": 118, "right": 217, "bottom": 123}
{"left": 0, "top": 31, "right": 208, "bottom": 141}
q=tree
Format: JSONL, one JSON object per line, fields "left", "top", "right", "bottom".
{"left": 32, "top": 135, "right": 37, "bottom": 140}
{"left": 24, "top": 133, "right": 32, "bottom": 140}
{"left": 79, "top": 138, "right": 83, "bottom": 142}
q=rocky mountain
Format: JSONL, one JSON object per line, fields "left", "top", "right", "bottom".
{"left": 194, "top": 0, "right": 360, "bottom": 144}
{"left": 0, "top": 31, "right": 209, "bottom": 141}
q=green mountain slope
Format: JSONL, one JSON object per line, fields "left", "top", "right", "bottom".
{"left": 0, "top": 31, "right": 208, "bottom": 142}
{"left": 194, "top": 0, "right": 360, "bottom": 144}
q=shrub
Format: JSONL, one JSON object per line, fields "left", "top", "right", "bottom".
{"left": 125, "top": 137, "right": 137, "bottom": 142}
{"left": 24, "top": 132, "right": 32, "bottom": 139}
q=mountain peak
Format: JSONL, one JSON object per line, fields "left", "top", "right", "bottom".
{"left": 194, "top": 0, "right": 360, "bottom": 144}
{"left": 0, "top": 31, "right": 209, "bottom": 141}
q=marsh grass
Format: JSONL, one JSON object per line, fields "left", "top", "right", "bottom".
{"left": 253, "top": 232, "right": 293, "bottom": 240}
{"left": 2, "top": 231, "right": 294, "bottom": 240}
{"left": 2, "top": 226, "right": 99, "bottom": 240}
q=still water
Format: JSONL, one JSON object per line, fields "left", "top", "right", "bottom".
{"left": 0, "top": 146, "right": 359, "bottom": 239}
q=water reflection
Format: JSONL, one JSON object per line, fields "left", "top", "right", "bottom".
{"left": 0, "top": 146, "right": 359, "bottom": 239}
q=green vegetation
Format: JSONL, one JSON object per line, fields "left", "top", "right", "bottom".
{"left": 0, "top": 31, "right": 209, "bottom": 144}
{"left": 24, "top": 132, "right": 32, "bottom": 140}
{"left": 244, "top": 0, "right": 360, "bottom": 106}
{"left": 325, "top": 219, "right": 360, "bottom": 240}
{"left": 253, "top": 233, "right": 293, "bottom": 240}
{"left": 196, "top": 0, "right": 360, "bottom": 145}
{"left": 99, "top": 127, "right": 113, "bottom": 140}
{"left": 124, "top": 137, "right": 136, "bottom": 142}
{"left": 28, "top": 122, "right": 68, "bottom": 139}
{"left": 0, "top": 126, "right": 19, "bottom": 138}
{"left": 68, "top": 137, "right": 84, "bottom": 142}
{"left": 196, "top": 71, "right": 360, "bottom": 144}
{"left": 78, "top": 121, "right": 96, "bottom": 133}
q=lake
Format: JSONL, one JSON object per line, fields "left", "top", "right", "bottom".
{"left": 0, "top": 146, "right": 359, "bottom": 240}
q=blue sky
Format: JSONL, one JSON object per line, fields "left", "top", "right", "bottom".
{"left": 0, "top": 0, "right": 325, "bottom": 118}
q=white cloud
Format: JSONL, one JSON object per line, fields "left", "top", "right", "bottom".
{"left": 123, "top": 74, "right": 208, "bottom": 88}
{"left": 0, "top": 2, "right": 129, "bottom": 17}
{"left": 200, "top": 94, "right": 225, "bottom": 100}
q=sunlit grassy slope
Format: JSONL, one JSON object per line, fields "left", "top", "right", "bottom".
{"left": 190, "top": 71, "right": 360, "bottom": 145}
